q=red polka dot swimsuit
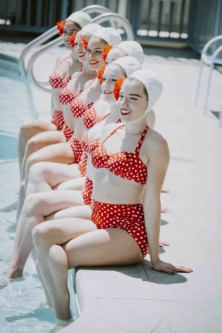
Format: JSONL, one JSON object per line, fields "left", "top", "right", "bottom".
{"left": 80, "top": 119, "right": 122, "bottom": 205}
{"left": 68, "top": 79, "right": 97, "bottom": 165}
{"left": 67, "top": 99, "right": 93, "bottom": 164}
{"left": 80, "top": 132, "right": 101, "bottom": 204}
{"left": 83, "top": 106, "right": 110, "bottom": 129}
{"left": 58, "top": 71, "right": 83, "bottom": 141}
{"left": 91, "top": 125, "right": 149, "bottom": 258}
{"left": 49, "top": 56, "right": 72, "bottom": 130}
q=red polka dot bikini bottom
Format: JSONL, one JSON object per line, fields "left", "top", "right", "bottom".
{"left": 51, "top": 110, "right": 64, "bottom": 131}
{"left": 91, "top": 200, "right": 148, "bottom": 258}
{"left": 68, "top": 135, "right": 84, "bottom": 163}
{"left": 61, "top": 123, "right": 74, "bottom": 142}
{"left": 81, "top": 177, "right": 93, "bottom": 205}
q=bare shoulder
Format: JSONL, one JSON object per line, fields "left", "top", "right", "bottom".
{"left": 83, "top": 78, "right": 94, "bottom": 89}
{"left": 145, "top": 128, "right": 170, "bottom": 161}
{"left": 55, "top": 53, "right": 68, "bottom": 66}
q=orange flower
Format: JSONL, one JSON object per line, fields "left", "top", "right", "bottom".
{"left": 97, "top": 65, "right": 106, "bottom": 85}
{"left": 102, "top": 45, "right": 113, "bottom": 62}
{"left": 69, "top": 34, "right": 76, "bottom": 48}
{"left": 80, "top": 36, "right": 89, "bottom": 50}
{"left": 113, "top": 78, "right": 125, "bottom": 100}
{"left": 56, "top": 20, "right": 66, "bottom": 35}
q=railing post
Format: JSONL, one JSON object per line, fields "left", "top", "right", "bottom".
{"left": 118, "top": 0, "right": 127, "bottom": 17}
{"left": 130, "top": 0, "right": 142, "bottom": 38}
{"left": 61, "top": 0, "right": 69, "bottom": 20}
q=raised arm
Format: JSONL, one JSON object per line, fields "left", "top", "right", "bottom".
{"left": 143, "top": 135, "right": 192, "bottom": 274}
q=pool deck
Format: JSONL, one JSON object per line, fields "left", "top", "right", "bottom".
{"left": 1, "top": 42, "right": 222, "bottom": 332}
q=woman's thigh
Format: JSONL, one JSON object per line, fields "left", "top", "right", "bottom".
{"left": 64, "top": 228, "right": 142, "bottom": 268}
{"left": 45, "top": 204, "right": 91, "bottom": 221}
{"left": 27, "top": 163, "right": 81, "bottom": 193}
{"left": 54, "top": 177, "right": 85, "bottom": 191}
{"left": 27, "top": 131, "right": 66, "bottom": 154}
{"left": 27, "top": 143, "right": 75, "bottom": 166}
{"left": 34, "top": 217, "right": 96, "bottom": 245}
{"left": 20, "top": 120, "right": 57, "bottom": 140}
{"left": 28, "top": 190, "right": 85, "bottom": 217}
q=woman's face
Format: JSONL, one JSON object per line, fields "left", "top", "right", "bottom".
{"left": 87, "top": 36, "right": 107, "bottom": 70}
{"left": 106, "top": 47, "right": 127, "bottom": 65}
{"left": 101, "top": 64, "right": 126, "bottom": 103}
{"left": 63, "top": 21, "right": 81, "bottom": 49}
{"left": 119, "top": 78, "right": 148, "bottom": 122}
{"left": 74, "top": 33, "right": 88, "bottom": 62}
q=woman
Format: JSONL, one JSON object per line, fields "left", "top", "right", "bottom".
{"left": 0, "top": 57, "right": 141, "bottom": 289}
{"left": 16, "top": 23, "right": 101, "bottom": 222}
{"left": 18, "top": 12, "right": 92, "bottom": 177}
{"left": 22, "top": 28, "right": 121, "bottom": 182}
{"left": 105, "top": 41, "right": 155, "bottom": 127}
{"left": 32, "top": 69, "right": 192, "bottom": 326}
{"left": 23, "top": 41, "right": 145, "bottom": 197}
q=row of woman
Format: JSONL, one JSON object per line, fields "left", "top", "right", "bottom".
{"left": 1, "top": 10, "right": 192, "bottom": 329}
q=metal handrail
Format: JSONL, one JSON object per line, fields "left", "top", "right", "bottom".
{"left": 19, "top": 5, "right": 113, "bottom": 77}
{"left": 203, "top": 45, "right": 222, "bottom": 121}
{"left": 27, "top": 13, "right": 134, "bottom": 92}
{"left": 195, "top": 35, "right": 222, "bottom": 105}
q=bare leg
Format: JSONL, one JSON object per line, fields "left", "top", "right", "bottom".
{"left": 30, "top": 250, "right": 53, "bottom": 308}
{"left": 24, "top": 143, "right": 75, "bottom": 189}
{"left": 1, "top": 190, "right": 86, "bottom": 285}
{"left": 53, "top": 177, "right": 85, "bottom": 191}
{"left": 21, "top": 131, "right": 66, "bottom": 180}
{"left": 18, "top": 120, "right": 57, "bottom": 178}
{"left": 45, "top": 204, "right": 92, "bottom": 221}
{"left": 15, "top": 180, "right": 25, "bottom": 224}
{"left": 27, "top": 162, "right": 81, "bottom": 195}
{"left": 33, "top": 221, "right": 142, "bottom": 320}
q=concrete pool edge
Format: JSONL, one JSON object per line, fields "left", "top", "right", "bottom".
{"left": 62, "top": 264, "right": 165, "bottom": 333}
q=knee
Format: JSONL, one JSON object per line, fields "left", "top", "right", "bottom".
{"left": 26, "top": 153, "right": 38, "bottom": 173}
{"left": 32, "top": 223, "right": 53, "bottom": 246}
{"left": 23, "top": 193, "right": 43, "bottom": 214}
{"left": 26, "top": 137, "right": 39, "bottom": 153}
{"left": 29, "top": 163, "right": 45, "bottom": 182}
{"left": 19, "top": 122, "right": 33, "bottom": 141}
{"left": 19, "top": 180, "right": 25, "bottom": 194}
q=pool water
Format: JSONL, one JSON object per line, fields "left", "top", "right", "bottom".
{"left": 0, "top": 75, "right": 77, "bottom": 332}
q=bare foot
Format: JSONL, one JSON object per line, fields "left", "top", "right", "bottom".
{"left": 0, "top": 276, "right": 24, "bottom": 289}
{"left": 161, "top": 207, "right": 170, "bottom": 213}
{"left": 161, "top": 189, "right": 169, "bottom": 193}
{"left": 50, "top": 318, "right": 74, "bottom": 332}
{"left": 159, "top": 240, "right": 169, "bottom": 247}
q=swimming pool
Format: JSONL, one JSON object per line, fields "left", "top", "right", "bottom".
{"left": 0, "top": 74, "right": 77, "bottom": 332}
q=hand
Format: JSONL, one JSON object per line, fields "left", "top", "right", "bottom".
{"left": 161, "top": 189, "right": 169, "bottom": 193}
{"left": 159, "top": 240, "right": 169, "bottom": 247}
{"left": 152, "top": 259, "right": 193, "bottom": 274}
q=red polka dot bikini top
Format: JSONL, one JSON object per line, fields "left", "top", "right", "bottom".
{"left": 70, "top": 98, "right": 94, "bottom": 118}
{"left": 81, "top": 133, "right": 100, "bottom": 155}
{"left": 92, "top": 125, "right": 149, "bottom": 184}
{"left": 69, "top": 78, "right": 98, "bottom": 118}
{"left": 81, "top": 119, "right": 121, "bottom": 155}
{"left": 59, "top": 69, "right": 83, "bottom": 105}
{"left": 59, "top": 88, "right": 82, "bottom": 105}
{"left": 49, "top": 57, "right": 72, "bottom": 89}
{"left": 83, "top": 107, "right": 110, "bottom": 129}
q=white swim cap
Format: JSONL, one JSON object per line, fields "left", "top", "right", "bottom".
{"left": 129, "top": 68, "right": 163, "bottom": 117}
{"left": 113, "top": 56, "right": 141, "bottom": 77}
{"left": 92, "top": 27, "right": 122, "bottom": 46}
{"left": 116, "top": 41, "right": 145, "bottom": 65}
{"left": 81, "top": 23, "right": 101, "bottom": 35}
{"left": 66, "top": 12, "right": 92, "bottom": 28}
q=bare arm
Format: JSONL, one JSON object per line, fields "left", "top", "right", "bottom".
{"left": 143, "top": 135, "right": 192, "bottom": 274}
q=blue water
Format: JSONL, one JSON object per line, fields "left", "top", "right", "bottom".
{"left": 0, "top": 74, "right": 77, "bottom": 332}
